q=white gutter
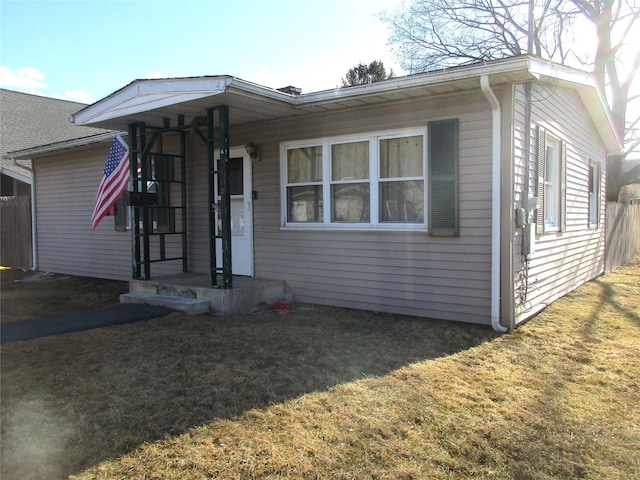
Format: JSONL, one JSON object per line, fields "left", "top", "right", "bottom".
{"left": 480, "top": 75, "right": 508, "bottom": 333}
{"left": 6, "top": 132, "right": 118, "bottom": 160}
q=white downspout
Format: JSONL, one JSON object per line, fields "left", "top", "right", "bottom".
{"left": 480, "top": 75, "right": 508, "bottom": 333}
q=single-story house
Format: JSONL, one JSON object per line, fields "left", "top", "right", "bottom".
{"left": 11, "top": 55, "right": 622, "bottom": 331}
{"left": 0, "top": 89, "right": 108, "bottom": 268}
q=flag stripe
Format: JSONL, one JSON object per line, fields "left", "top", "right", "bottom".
{"left": 92, "top": 162, "right": 129, "bottom": 220}
{"left": 92, "top": 160, "right": 129, "bottom": 222}
{"left": 91, "top": 133, "right": 130, "bottom": 229}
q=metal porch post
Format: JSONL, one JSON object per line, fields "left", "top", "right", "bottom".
{"left": 218, "top": 106, "right": 232, "bottom": 289}
{"left": 206, "top": 106, "right": 232, "bottom": 289}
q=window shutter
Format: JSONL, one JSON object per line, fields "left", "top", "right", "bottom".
{"left": 536, "top": 126, "right": 546, "bottom": 235}
{"left": 428, "top": 119, "right": 459, "bottom": 237}
{"left": 560, "top": 141, "right": 567, "bottom": 233}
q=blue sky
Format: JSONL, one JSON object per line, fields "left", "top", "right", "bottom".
{"left": 0, "top": 0, "right": 405, "bottom": 104}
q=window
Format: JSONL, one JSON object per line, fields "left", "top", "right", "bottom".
{"left": 589, "top": 161, "right": 600, "bottom": 226}
{"left": 331, "top": 141, "right": 370, "bottom": 222}
{"left": 544, "top": 137, "right": 561, "bottom": 227}
{"left": 114, "top": 193, "right": 130, "bottom": 231}
{"left": 282, "top": 121, "right": 458, "bottom": 235}
{"left": 536, "top": 126, "right": 566, "bottom": 234}
{"left": 286, "top": 145, "right": 323, "bottom": 222}
{"left": 379, "top": 136, "right": 424, "bottom": 223}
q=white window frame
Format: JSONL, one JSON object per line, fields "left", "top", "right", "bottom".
{"left": 544, "top": 135, "right": 561, "bottom": 230}
{"left": 281, "top": 128, "right": 428, "bottom": 231}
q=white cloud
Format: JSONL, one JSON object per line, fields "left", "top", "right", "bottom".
{"left": 0, "top": 66, "right": 47, "bottom": 94}
{"left": 0, "top": 65, "right": 95, "bottom": 103}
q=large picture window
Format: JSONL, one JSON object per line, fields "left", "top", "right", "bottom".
{"left": 282, "top": 121, "right": 458, "bottom": 235}
{"left": 331, "top": 141, "right": 370, "bottom": 222}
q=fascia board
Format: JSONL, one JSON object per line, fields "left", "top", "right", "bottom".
{"left": 227, "top": 77, "right": 300, "bottom": 102}
{"left": 70, "top": 77, "right": 234, "bottom": 126}
{"left": 527, "top": 58, "right": 623, "bottom": 154}
{"left": 297, "top": 56, "right": 537, "bottom": 106}
{"left": 527, "top": 57, "right": 596, "bottom": 87}
{"left": 6, "top": 132, "right": 118, "bottom": 160}
{"left": 576, "top": 86, "right": 624, "bottom": 154}
{"left": 0, "top": 166, "right": 32, "bottom": 184}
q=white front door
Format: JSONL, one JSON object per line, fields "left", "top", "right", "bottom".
{"left": 215, "top": 148, "right": 253, "bottom": 276}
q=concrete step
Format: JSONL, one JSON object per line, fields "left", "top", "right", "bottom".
{"left": 120, "top": 292, "right": 210, "bottom": 314}
{"left": 128, "top": 276, "right": 284, "bottom": 315}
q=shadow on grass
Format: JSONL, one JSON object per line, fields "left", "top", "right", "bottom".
{"left": 593, "top": 278, "right": 640, "bottom": 327}
{"left": 503, "top": 265, "right": 639, "bottom": 479}
{"left": 1, "top": 306, "right": 496, "bottom": 480}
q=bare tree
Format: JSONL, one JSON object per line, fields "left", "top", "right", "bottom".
{"left": 383, "top": 0, "right": 640, "bottom": 200}
{"left": 384, "top": 0, "right": 569, "bottom": 71}
{"left": 569, "top": 0, "right": 640, "bottom": 199}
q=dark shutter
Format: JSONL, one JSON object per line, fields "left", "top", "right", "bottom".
{"left": 428, "top": 119, "right": 459, "bottom": 237}
{"left": 536, "top": 126, "right": 546, "bottom": 235}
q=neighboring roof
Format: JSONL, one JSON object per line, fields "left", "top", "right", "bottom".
{"left": 0, "top": 89, "right": 110, "bottom": 177}
{"left": 68, "top": 56, "right": 622, "bottom": 156}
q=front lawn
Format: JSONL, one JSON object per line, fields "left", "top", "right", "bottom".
{"left": 1, "top": 254, "right": 638, "bottom": 479}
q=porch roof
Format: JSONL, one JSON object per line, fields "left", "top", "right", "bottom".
{"left": 58, "top": 56, "right": 614, "bottom": 156}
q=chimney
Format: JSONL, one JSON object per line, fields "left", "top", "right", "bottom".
{"left": 277, "top": 86, "right": 302, "bottom": 96}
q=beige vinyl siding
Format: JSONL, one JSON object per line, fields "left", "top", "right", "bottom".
{"left": 512, "top": 83, "right": 607, "bottom": 323}
{"left": 511, "top": 84, "right": 530, "bottom": 317}
{"left": 35, "top": 143, "right": 185, "bottom": 280}
{"left": 34, "top": 146, "right": 131, "bottom": 280}
{"left": 184, "top": 138, "right": 208, "bottom": 273}
{"left": 233, "top": 92, "right": 496, "bottom": 324}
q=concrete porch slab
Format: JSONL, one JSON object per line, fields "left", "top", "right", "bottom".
{"left": 125, "top": 275, "right": 285, "bottom": 315}
{"left": 120, "top": 292, "right": 210, "bottom": 314}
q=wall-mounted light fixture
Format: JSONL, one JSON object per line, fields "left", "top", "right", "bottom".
{"left": 245, "top": 142, "right": 261, "bottom": 162}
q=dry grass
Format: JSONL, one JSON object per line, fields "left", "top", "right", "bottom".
{"left": 0, "top": 269, "right": 127, "bottom": 323}
{"left": 1, "top": 254, "right": 639, "bottom": 479}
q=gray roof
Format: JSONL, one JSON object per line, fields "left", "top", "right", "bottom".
{"left": 0, "top": 89, "right": 109, "bottom": 179}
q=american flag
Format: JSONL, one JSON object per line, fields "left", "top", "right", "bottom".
{"left": 91, "top": 133, "right": 130, "bottom": 229}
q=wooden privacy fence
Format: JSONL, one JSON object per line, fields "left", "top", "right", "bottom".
{"left": 1, "top": 195, "right": 33, "bottom": 269}
{"left": 605, "top": 201, "right": 640, "bottom": 273}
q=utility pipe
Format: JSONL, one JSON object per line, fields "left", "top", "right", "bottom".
{"left": 480, "top": 75, "right": 508, "bottom": 333}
